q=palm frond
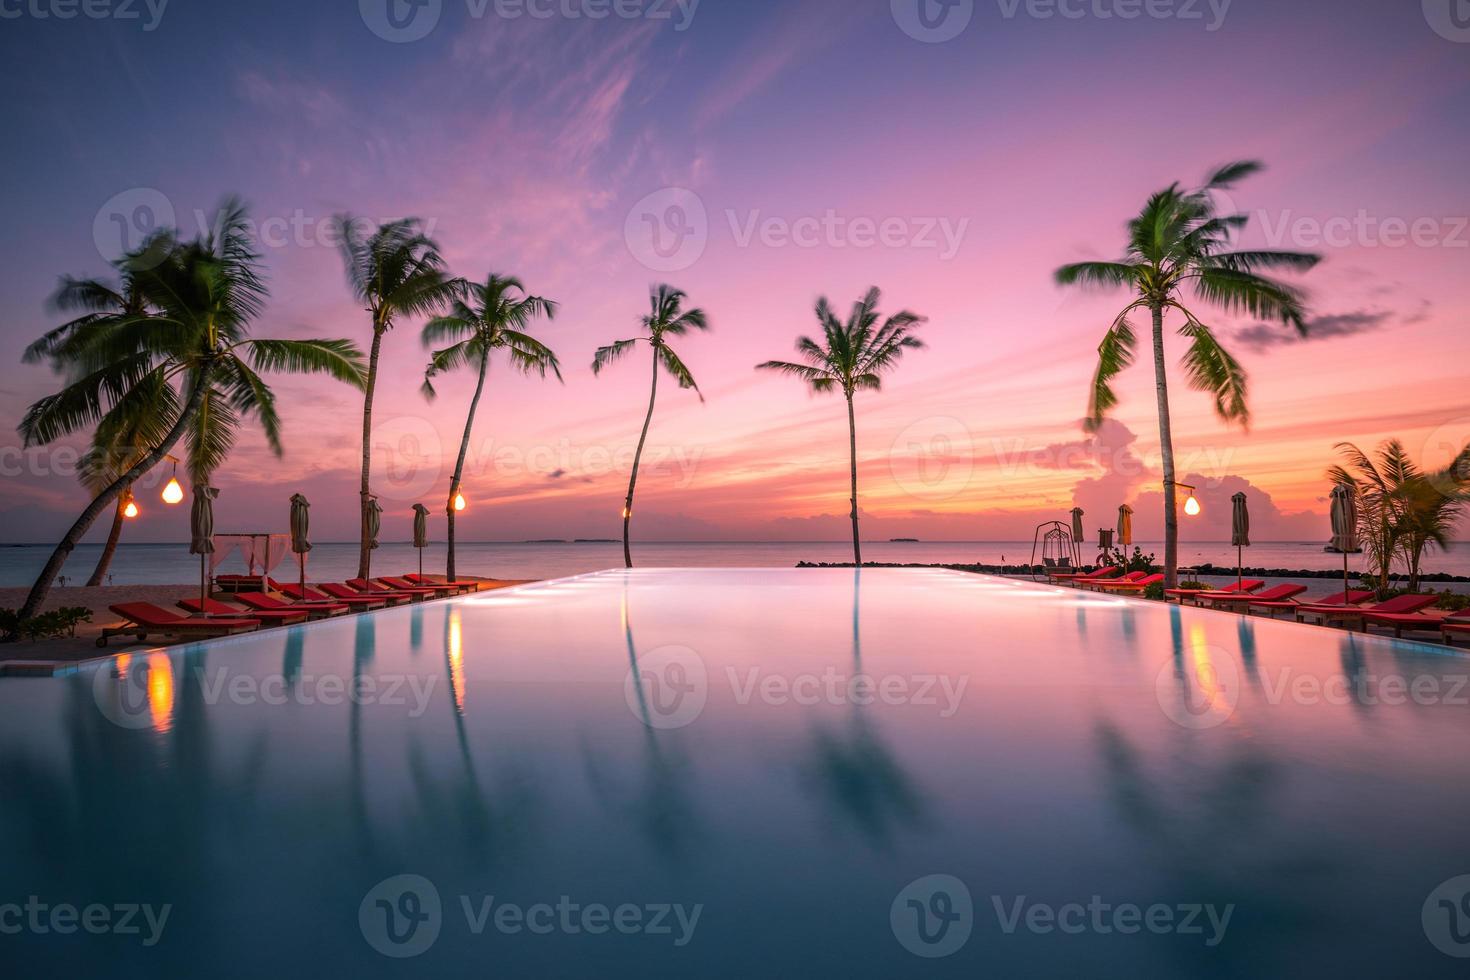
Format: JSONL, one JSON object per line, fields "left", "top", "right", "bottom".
{"left": 245, "top": 338, "right": 367, "bottom": 389}
{"left": 1085, "top": 316, "right": 1137, "bottom": 433}
{"left": 593, "top": 338, "right": 640, "bottom": 375}
{"left": 1176, "top": 313, "right": 1249, "bottom": 428}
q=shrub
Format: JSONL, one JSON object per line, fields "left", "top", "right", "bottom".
{"left": 0, "top": 606, "right": 93, "bottom": 641}
{"left": 1435, "top": 590, "right": 1470, "bottom": 612}
{"left": 1143, "top": 583, "right": 1165, "bottom": 601}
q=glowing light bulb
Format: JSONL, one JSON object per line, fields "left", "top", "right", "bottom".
{"left": 162, "top": 477, "right": 184, "bottom": 505}
{"left": 1184, "top": 494, "right": 1202, "bottom": 517}
{"left": 622, "top": 506, "right": 631, "bottom": 519}
{"left": 123, "top": 499, "right": 140, "bottom": 519}
{"left": 453, "top": 493, "right": 467, "bottom": 512}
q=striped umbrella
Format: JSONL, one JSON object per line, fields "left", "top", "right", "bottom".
{"left": 413, "top": 503, "right": 431, "bottom": 578}
{"left": 290, "top": 493, "right": 311, "bottom": 594}
{"left": 189, "top": 485, "right": 218, "bottom": 609}
{"left": 1330, "top": 483, "right": 1359, "bottom": 604}
{"left": 1231, "top": 491, "right": 1251, "bottom": 587}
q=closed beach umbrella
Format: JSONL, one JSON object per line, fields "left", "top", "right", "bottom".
{"left": 365, "top": 496, "right": 382, "bottom": 578}
{"left": 1231, "top": 491, "right": 1250, "bottom": 587}
{"left": 290, "top": 493, "right": 311, "bottom": 594}
{"left": 1330, "top": 483, "right": 1358, "bottom": 603}
{"left": 1117, "top": 505, "right": 1133, "bottom": 548}
{"left": 1069, "top": 507, "right": 1085, "bottom": 569}
{"left": 189, "top": 485, "right": 219, "bottom": 608}
{"left": 413, "top": 503, "right": 430, "bottom": 578}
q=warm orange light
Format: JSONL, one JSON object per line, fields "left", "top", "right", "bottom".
{"left": 1184, "top": 494, "right": 1202, "bottom": 517}
{"left": 622, "top": 506, "right": 631, "bottom": 519}
{"left": 123, "top": 498, "right": 140, "bottom": 519}
{"left": 447, "top": 608, "right": 465, "bottom": 715}
{"left": 453, "top": 492, "right": 467, "bottom": 512}
{"left": 162, "top": 477, "right": 184, "bottom": 505}
{"left": 146, "top": 653, "right": 175, "bottom": 733}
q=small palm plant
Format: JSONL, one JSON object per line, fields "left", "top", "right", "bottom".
{"left": 592, "top": 285, "right": 709, "bottom": 568}
{"left": 421, "top": 274, "right": 561, "bottom": 580}
{"left": 334, "top": 217, "right": 463, "bottom": 579}
{"left": 1330, "top": 440, "right": 1470, "bottom": 595}
{"left": 1056, "top": 161, "right": 1320, "bottom": 587}
{"left": 14, "top": 199, "right": 366, "bottom": 625}
{"left": 756, "top": 287, "right": 926, "bottom": 565}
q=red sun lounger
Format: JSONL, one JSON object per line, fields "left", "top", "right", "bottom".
{"left": 100, "top": 602, "right": 260, "bottom": 648}
{"left": 1202, "top": 584, "right": 1308, "bottom": 609}
{"left": 378, "top": 576, "right": 459, "bottom": 597}
{"left": 1295, "top": 594, "right": 1440, "bottom": 630}
{"left": 324, "top": 582, "right": 416, "bottom": 606}
{"left": 1246, "top": 590, "right": 1374, "bottom": 617}
{"left": 1167, "top": 580, "right": 1265, "bottom": 604}
{"left": 177, "top": 597, "right": 309, "bottom": 627}
{"left": 279, "top": 583, "right": 390, "bottom": 610}
{"left": 234, "top": 592, "right": 349, "bottom": 619}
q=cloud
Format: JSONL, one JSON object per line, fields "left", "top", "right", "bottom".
{"left": 1233, "top": 309, "right": 1396, "bottom": 351}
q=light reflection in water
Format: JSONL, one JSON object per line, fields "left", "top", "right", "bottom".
{"left": 1188, "top": 623, "right": 1226, "bottom": 720}
{"left": 447, "top": 607, "right": 465, "bottom": 715}
{"left": 146, "top": 652, "right": 174, "bottom": 733}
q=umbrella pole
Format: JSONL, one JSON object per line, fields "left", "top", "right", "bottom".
{"left": 299, "top": 553, "right": 306, "bottom": 597}
{"left": 1343, "top": 551, "right": 1350, "bottom": 605}
{"left": 1238, "top": 544, "right": 1243, "bottom": 590}
{"left": 200, "top": 554, "right": 207, "bottom": 610}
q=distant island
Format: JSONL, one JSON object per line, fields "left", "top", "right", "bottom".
{"left": 890, "top": 538, "right": 920, "bottom": 543}
{"left": 575, "top": 539, "right": 619, "bottom": 544}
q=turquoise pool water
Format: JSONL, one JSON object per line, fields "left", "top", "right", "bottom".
{"left": 2, "top": 568, "right": 1468, "bottom": 977}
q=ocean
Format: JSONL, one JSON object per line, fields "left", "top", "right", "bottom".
{"left": 2, "top": 539, "right": 1467, "bottom": 586}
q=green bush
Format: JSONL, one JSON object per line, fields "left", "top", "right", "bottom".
{"left": 1143, "top": 583, "right": 1165, "bottom": 601}
{"left": 1435, "top": 590, "right": 1470, "bottom": 612}
{"left": 0, "top": 606, "right": 93, "bottom": 641}
{"left": 1103, "top": 546, "right": 1158, "bottom": 574}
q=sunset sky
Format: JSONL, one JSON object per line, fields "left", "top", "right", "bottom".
{"left": 1, "top": 0, "right": 1467, "bottom": 545}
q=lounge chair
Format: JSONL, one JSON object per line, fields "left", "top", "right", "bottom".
{"left": 1166, "top": 580, "right": 1265, "bottom": 605}
{"left": 405, "top": 573, "right": 482, "bottom": 594}
{"left": 1082, "top": 571, "right": 1147, "bottom": 592}
{"left": 1054, "top": 565, "right": 1121, "bottom": 585}
{"left": 279, "top": 583, "right": 389, "bottom": 610}
{"left": 1201, "top": 584, "right": 1308, "bottom": 610}
{"left": 1360, "top": 610, "right": 1470, "bottom": 639}
{"left": 322, "top": 582, "right": 416, "bottom": 606}
{"left": 346, "top": 578, "right": 435, "bottom": 601}
{"left": 1295, "top": 594, "right": 1440, "bottom": 631}
{"left": 1246, "top": 590, "right": 1374, "bottom": 618}
{"left": 214, "top": 573, "right": 268, "bottom": 594}
{"left": 177, "top": 597, "right": 309, "bottom": 627}
{"left": 1092, "top": 573, "right": 1165, "bottom": 594}
{"left": 234, "top": 592, "right": 349, "bottom": 619}
{"left": 1443, "top": 620, "right": 1470, "bottom": 646}
{"left": 378, "top": 576, "right": 459, "bottom": 597}
{"left": 99, "top": 602, "right": 260, "bottom": 648}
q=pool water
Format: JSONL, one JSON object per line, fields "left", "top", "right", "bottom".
{"left": 2, "top": 568, "right": 1468, "bottom": 977}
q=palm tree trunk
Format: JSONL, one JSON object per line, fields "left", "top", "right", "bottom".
{"left": 446, "top": 351, "right": 490, "bottom": 582}
{"left": 623, "top": 344, "right": 659, "bottom": 569}
{"left": 1149, "top": 303, "right": 1179, "bottom": 589}
{"left": 847, "top": 393, "right": 861, "bottom": 566}
{"left": 358, "top": 324, "right": 385, "bottom": 580}
{"left": 85, "top": 497, "right": 127, "bottom": 586}
{"left": 14, "top": 368, "right": 212, "bottom": 627}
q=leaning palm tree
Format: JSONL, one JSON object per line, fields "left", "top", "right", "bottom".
{"left": 592, "top": 285, "right": 709, "bottom": 568}
{"left": 421, "top": 274, "right": 561, "bottom": 580}
{"left": 1056, "top": 161, "right": 1321, "bottom": 587}
{"left": 334, "top": 217, "right": 462, "bottom": 579}
{"left": 1398, "top": 470, "right": 1469, "bottom": 592}
{"left": 34, "top": 263, "right": 156, "bottom": 586}
{"left": 756, "top": 287, "right": 926, "bottom": 565}
{"left": 13, "top": 199, "right": 366, "bottom": 625}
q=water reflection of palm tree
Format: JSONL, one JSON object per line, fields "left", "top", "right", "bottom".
{"left": 349, "top": 614, "right": 377, "bottom": 855}
{"left": 801, "top": 568, "right": 926, "bottom": 848}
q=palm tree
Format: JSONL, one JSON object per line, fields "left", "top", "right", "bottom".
{"left": 12, "top": 199, "right": 366, "bottom": 626}
{"left": 333, "top": 217, "right": 462, "bottom": 579}
{"left": 33, "top": 263, "right": 157, "bottom": 586}
{"left": 1056, "top": 161, "right": 1321, "bottom": 587}
{"left": 1330, "top": 440, "right": 1470, "bottom": 594}
{"left": 592, "top": 285, "right": 709, "bottom": 568}
{"left": 421, "top": 274, "right": 561, "bottom": 580}
{"left": 756, "top": 287, "right": 926, "bottom": 565}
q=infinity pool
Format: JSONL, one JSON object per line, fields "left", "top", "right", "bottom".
{"left": 2, "top": 569, "right": 1468, "bottom": 977}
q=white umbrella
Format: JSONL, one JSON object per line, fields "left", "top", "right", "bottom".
{"left": 1330, "top": 483, "right": 1358, "bottom": 604}
{"left": 1231, "top": 491, "right": 1250, "bottom": 588}
{"left": 189, "top": 485, "right": 218, "bottom": 610}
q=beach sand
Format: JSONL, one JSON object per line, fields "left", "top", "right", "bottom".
{"left": 0, "top": 576, "right": 531, "bottom": 665}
